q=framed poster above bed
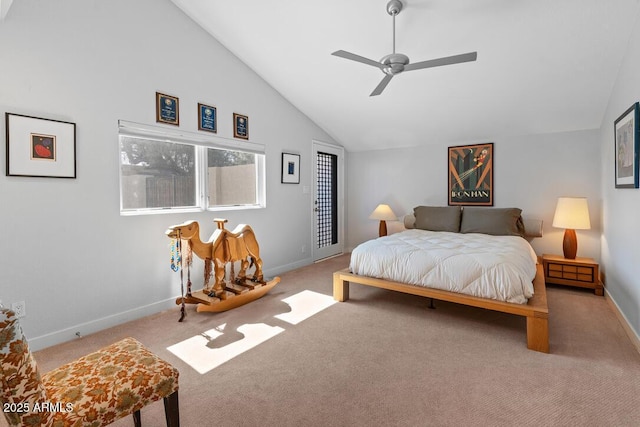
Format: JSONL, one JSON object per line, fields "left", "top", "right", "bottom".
{"left": 448, "top": 142, "right": 493, "bottom": 206}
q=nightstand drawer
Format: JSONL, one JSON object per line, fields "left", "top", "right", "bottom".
{"left": 548, "top": 270, "right": 563, "bottom": 278}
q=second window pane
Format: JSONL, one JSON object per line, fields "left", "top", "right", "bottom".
{"left": 207, "top": 148, "right": 257, "bottom": 207}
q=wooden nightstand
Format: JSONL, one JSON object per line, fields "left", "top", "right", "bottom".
{"left": 541, "top": 254, "right": 603, "bottom": 296}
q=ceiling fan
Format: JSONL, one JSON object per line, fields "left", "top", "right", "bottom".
{"left": 332, "top": 0, "right": 477, "bottom": 96}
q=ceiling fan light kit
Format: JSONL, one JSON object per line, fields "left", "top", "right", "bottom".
{"left": 332, "top": 0, "right": 477, "bottom": 96}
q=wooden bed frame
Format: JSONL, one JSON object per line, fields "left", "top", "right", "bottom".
{"left": 333, "top": 263, "right": 549, "bottom": 353}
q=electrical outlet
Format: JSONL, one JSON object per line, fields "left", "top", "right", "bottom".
{"left": 12, "top": 301, "right": 26, "bottom": 318}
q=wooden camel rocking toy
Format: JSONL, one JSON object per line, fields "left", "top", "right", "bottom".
{"left": 166, "top": 218, "right": 280, "bottom": 317}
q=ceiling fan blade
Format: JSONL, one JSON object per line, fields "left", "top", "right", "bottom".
{"left": 332, "top": 50, "right": 386, "bottom": 70}
{"left": 404, "top": 51, "right": 477, "bottom": 72}
{"left": 370, "top": 74, "right": 393, "bottom": 96}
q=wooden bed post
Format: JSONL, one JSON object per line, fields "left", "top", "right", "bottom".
{"left": 333, "top": 272, "right": 349, "bottom": 302}
{"left": 526, "top": 265, "right": 549, "bottom": 353}
{"left": 526, "top": 315, "right": 549, "bottom": 353}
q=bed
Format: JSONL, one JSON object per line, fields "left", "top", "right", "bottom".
{"left": 333, "top": 206, "right": 549, "bottom": 353}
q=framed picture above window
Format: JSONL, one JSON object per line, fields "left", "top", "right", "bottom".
{"left": 198, "top": 103, "right": 217, "bottom": 133}
{"left": 156, "top": 92, "right": 180, "bottom": 126}
{"left": 448, "top": 142, "right": 493, "bottom": 206}
{"left": 5, "top": 112, "right": 76, "bottom": 178}
{"left": 281, "top": 152, "right": 300, "bottom": 184}
{"left": 614, "top": 102, "right": 639, "bottom": 188}
{"left": 233, "top": 113, "right": 249, "bottom": 139}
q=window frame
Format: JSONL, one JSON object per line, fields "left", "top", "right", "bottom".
{"left": 118, "top": 120, "right": 266, "bottom": 216}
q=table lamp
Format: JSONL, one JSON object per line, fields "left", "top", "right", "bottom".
{"left": 552, "top": 197, "right": 591, "bottom": 259}
{"left": 369, "top": 204, "right": 397, "bottom": 237}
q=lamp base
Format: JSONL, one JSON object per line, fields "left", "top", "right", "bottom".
{"left": 378, "top": 220, "right": 388, "bottom": 237}
{"left": 562, "top": 228, "right": 577, "bottom": 259}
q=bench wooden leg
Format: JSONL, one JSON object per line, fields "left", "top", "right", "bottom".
{"left": 333, "top": 273, "right": 349, "bottom": 302}
{"left": 526, "top": 315, "right": 549, "bottom": 353}
{"left": 164, "top": 391, "right": 180, "bottom": 427}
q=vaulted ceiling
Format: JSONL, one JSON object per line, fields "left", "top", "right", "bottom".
{"left": 175, "top": 2, "right": 638, "bottom": 151}
{"left": 0, "top": 0, "right": 14, "bottom": 21}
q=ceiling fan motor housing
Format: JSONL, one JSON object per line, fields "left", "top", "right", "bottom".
{"left": 387, "top": 0, "right": 403, "bottom": 16}
{"left": 381, "top": 53, "right": 409, "bottom": 74}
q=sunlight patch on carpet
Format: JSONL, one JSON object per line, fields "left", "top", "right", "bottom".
{"left": 275, "top": 290, "right": 336, "bottom": 325}
{"left": 167, "top": 290, "right": 335, "bottom": 373}
{"left": 167, "top": 323, "right": 285, "bottom": 374}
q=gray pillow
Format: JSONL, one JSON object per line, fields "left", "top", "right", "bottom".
{"left": 413, "top": 206, "right": 462, "bottom": 232}
{"left": 460, "top": 207, "right": 525, "bottom": 236}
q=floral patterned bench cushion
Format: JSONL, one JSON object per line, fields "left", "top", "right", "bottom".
{"left": 1, "top": 308, "right": 179, "bottom": 426}
{"left": 1, "top": 308, "right": 50, "bottom": 426}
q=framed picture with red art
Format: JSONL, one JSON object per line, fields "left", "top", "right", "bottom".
{"left": 5, "top": 112, "right": 76, "bottom": 178}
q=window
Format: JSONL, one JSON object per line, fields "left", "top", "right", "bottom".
{"left": 119, "top": 121, "right": 265, "bottom": 214}
{"left": 120, "top": 137, "right": 197, "bottom": 210}
{"left": 206, "top": 148, "right": 258, "bottom": 208}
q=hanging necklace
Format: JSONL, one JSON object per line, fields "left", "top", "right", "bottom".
{"left": 170, "top": 230, "right": 186, "bottom": 321}
{"left": 170, "top": 238, "right": 181, "bottom": 272}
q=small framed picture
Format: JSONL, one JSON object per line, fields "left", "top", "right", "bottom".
{"left": 233, "top": 113, "right": 249, "bottom": 139}
{"left": 156, "top": 92, "right": 180, "bottom": 126}
{"left": 6, "top": 113, "right": 76, "bottom": 178}
{"left": 198, "top": 103, "right": 217, "bottom": 133}
{"left": 281, "top": 152, "right": 300, "bottom": 184}
{"left": 614, "top": 102, "right": 639, "bottom": 188}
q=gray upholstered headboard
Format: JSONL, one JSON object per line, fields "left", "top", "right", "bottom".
{"left": 403, "top": 214, "right": 543, "bottom": 239}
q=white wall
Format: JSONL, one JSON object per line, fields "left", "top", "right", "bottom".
{"left": 347, "top": 129, "right": 602, "bottom": 261}
{"left": 0, "top": 0, "right": 338, "bottom": 350}
{"left": 599, "top": 7, "right": 640, "bottom": 339}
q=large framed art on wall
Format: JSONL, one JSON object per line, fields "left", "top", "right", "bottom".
{"left": 448, "top": 142, "right": 493, "bottom": 206}
{"left": 614, "top": 102, "right": 639, "bottom": 188}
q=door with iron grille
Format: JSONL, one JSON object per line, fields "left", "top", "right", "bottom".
{"left": 313, "top": 141, "right": 344, "bottom": 261}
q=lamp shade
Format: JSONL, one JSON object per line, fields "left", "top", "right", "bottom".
{"left": 552, "top": 197, "right": 591, "bottom": 230}
{"left": 369, "top": 204, "right": 397, "bottom": 221}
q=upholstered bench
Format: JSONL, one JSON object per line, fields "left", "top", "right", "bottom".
{"left": 0, "top": 308, "right": 180, "bottom": 426}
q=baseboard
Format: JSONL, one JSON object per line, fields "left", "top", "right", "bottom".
{"left": 29, "top": 298, "right": 177, "bottom": 352}
{"left": 30, "top": 257, "right": 314, "bottom": 351}
{"left": 264, "top": 257, "right": 313, "bottom": 278}
{"left": 605, "top": 288, "right": 640, "bottom": 355}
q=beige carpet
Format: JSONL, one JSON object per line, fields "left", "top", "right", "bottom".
{"left": 10, "top": 254, "right": 640, "bottom": 426}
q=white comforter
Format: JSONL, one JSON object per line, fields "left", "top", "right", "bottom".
{"left": 350, "top": 229, "right": 538, "bottom": 304}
